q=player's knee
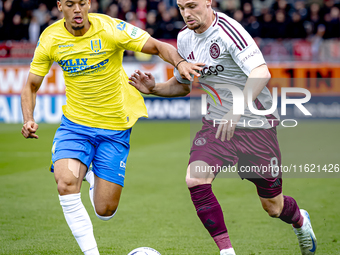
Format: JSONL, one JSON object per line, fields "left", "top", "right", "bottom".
{"left": 185, "top": 176, "right": 207, "bottom": 188}
{"left": 57, "top": 179, "right": 78, "bottom": 195}
{"left": 186, "top": 162, "right": 214, "bottom": 188}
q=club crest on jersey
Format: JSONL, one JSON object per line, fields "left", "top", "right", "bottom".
{"left": 209, "top": 43, "right": 220, "bottom": 59}
{"left": 194, "top": 137, "right": 206, "bottom": 146}
{"left": 91, "top": 39, "right": 102, "bottom": 53}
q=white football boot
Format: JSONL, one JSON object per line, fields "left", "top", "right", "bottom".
{"left": 293, "top": 209, "right": 317, "bottom": 255}
{"left": 220, "top": 248, "right": 236, "bottom": 255}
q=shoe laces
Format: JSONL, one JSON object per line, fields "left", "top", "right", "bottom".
{"left": 295, "top": 226, "right": 311, "bottom": 247}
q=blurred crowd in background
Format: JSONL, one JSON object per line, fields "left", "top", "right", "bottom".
{"left": 0, "top": 0, "right": 340, "bottom": 43}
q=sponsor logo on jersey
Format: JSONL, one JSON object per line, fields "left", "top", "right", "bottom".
{"left": 58, "top": 58, "right": 109, "bottom": 74}
{"left": 194, "top": 137, "right": 206, "bottom": 146}
{"left": 117, "top": 21, "right": 126, "bottom": 31}
{"left": 240, "top": 49, "right": 260, "bottom": 64}
{"left": 209, "top": 43, "right": 220, "bottom": 59}
{"left": 131, "top": 27, "right": 138, "bottom": 37}
{"left": 91, "top": 39, "right": 102, "bottom": 53}
{"left": 187, "top": 51, "right": 195, "bottom": 60}
{"left": 126, "top": 24, "right": 142, "bottom": 39}
{"left": 58, "top": 58, "right": 88, "bottom": 66}
{"left": 90, "top": 51, "right": 107, "bottom": 57}
{"left": 59, "top": 44, "right": 74, "bottom": 48}
{"left": 57, "top": 50, "right": 76, "bottom": 55}
{"left": 198, "top": 65, "right": 225, "bottom": 78}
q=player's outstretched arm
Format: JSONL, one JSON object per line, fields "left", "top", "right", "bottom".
{"left": 129, "top": 70, "right": 190, "bottom": 97}
{"left": 21, "top": 72, "right": 44, "bottom": 139}
{"left": 215, "top": 64, "right": 271, "bottom": 142}
{"left": 141, "top": 37, "right": 204, "bottom": 81}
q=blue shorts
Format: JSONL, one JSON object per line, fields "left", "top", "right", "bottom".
{"left": 50, "top": 115, "right": 131, "bottom": 187}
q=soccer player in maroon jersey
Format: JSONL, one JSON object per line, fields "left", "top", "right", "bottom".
{"left": 129, "top": 0, "right": 317, "bottom": 254}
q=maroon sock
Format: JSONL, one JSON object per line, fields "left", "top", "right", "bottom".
{"left": 279, "top": 195, "right": 304, "bottom": 227}
{"left": 189, "top": 184, "right": 232, "bottom": 250}
{"left": 213, "top": 232, "right": 232, "bottom": 251}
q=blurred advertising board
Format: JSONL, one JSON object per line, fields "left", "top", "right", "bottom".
{"left": 0, "top": 62, "right": 339, "bottom": 123}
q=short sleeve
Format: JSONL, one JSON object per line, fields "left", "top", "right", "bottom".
{"left": 227, "top": 25, "right": 266, "bottom": 76}
{"left": 30, "top": 40, "right": 53, "bottom": 77}
{"left": 114, "top": 21, "right": 150, "bottom": 52}
{"left": 173, "top": 68, "right": 191, "bottom": 85}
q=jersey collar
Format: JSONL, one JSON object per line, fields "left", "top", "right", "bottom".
{"left": 194, "top": 11, "right": 218, "bottom": 38}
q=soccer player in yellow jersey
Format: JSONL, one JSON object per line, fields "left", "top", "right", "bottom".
{"left": 20, "top": 0, "right": 203, "bottom": 254}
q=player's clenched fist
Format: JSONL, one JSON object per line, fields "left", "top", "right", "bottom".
{"left": 21, "top": 121, "right": 39, "bottom": 139}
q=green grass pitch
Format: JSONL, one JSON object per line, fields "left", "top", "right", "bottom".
{"left": 0, "top": 121, "right": 339, "bottom": 255}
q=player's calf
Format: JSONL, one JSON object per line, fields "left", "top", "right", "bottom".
{"left": 59, "top": 193, "right": 99, "bottom": 255}
{"left": 91, "top": 176, "right": 123, "bottom": 221}
{"left": 85, "top": 168, "right": 119, "bottom": 221}
{"left": 260, "top": 195, "right": 284, "bottom": 218}
{"left": 189, "top": 183, "right": 233, "bottom": 252}
{"left": 279, "top": 196, "right": 304, "bottom": 226}
{"left": 92, "top": 194, "right": 119, "bottom": 221}
{"left": 186, "top": 161, "right": 233, "bottom": 252}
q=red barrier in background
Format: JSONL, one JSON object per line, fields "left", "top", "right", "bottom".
{"left": 1, "top": 63, "right": 340, "bottom": 96}
{"left": 0, "top": 42, "right": 36, "bottom": 58}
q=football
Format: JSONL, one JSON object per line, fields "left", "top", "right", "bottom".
{"left": 127, "top": 247, "right": 161, "bottom": 255}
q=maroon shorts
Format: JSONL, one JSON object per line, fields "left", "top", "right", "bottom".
{"left": 189, "top": 118, "right": 282, "bottom": 198}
